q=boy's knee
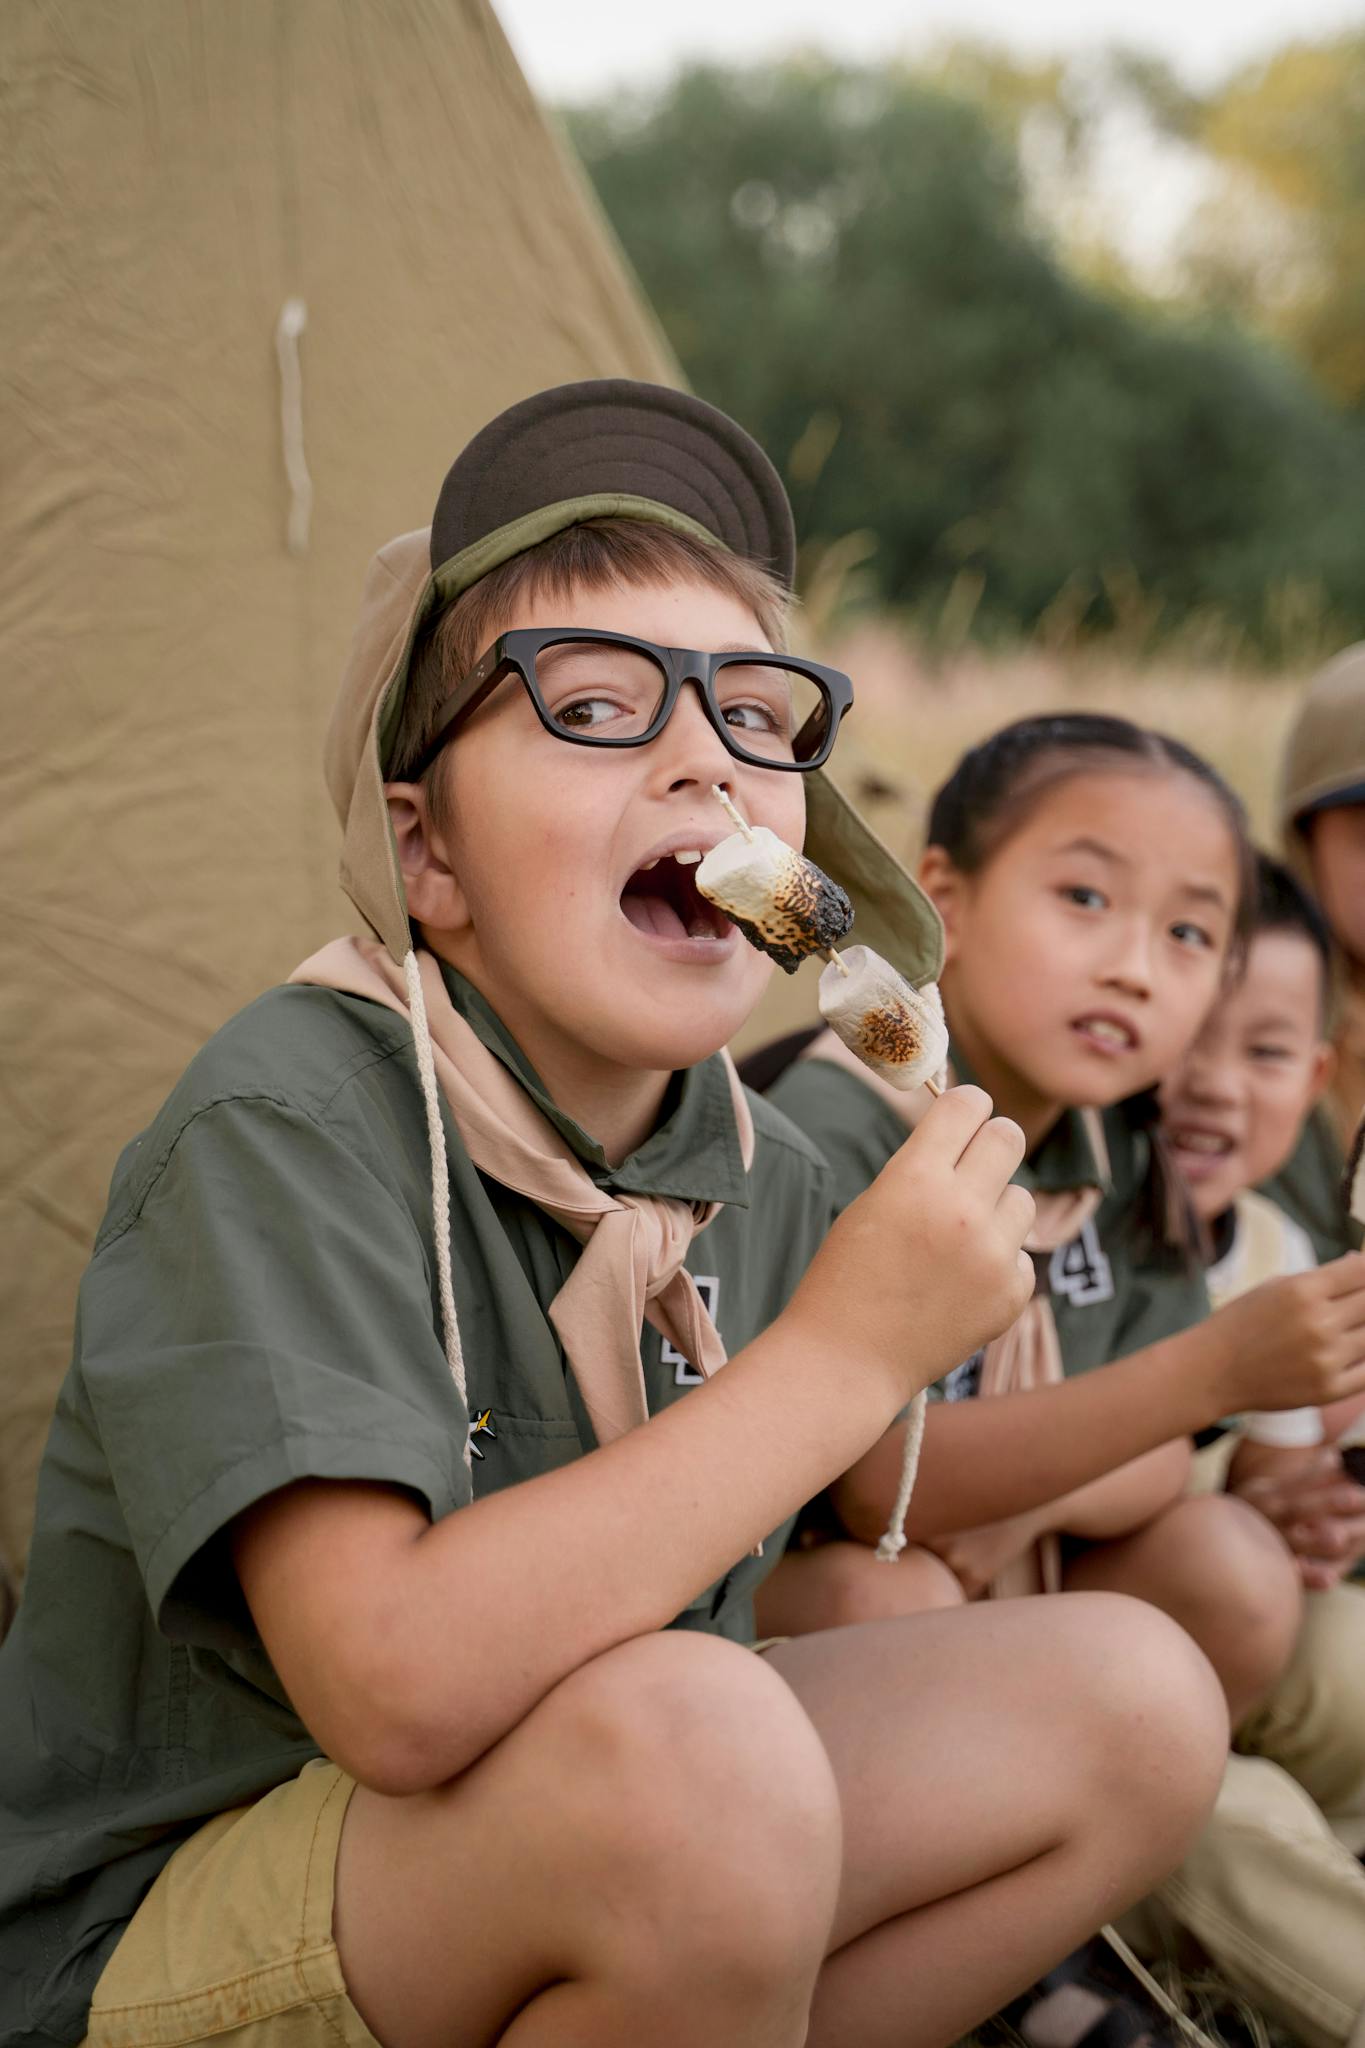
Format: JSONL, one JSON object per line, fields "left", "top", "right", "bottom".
{"left": 1170, "top": 1494, "right": 1303, "bottom": 1677}
{"left": 547, "top": 1633, "right": 842, "bottom": 1974}
{"left": 1063, "top": 1593, "right": 1228, "bottom": 1851}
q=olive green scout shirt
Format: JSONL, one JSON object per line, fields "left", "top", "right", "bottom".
{"left": 767, "top": 1054, "right": 1209, "bottom": 1393}
{"left": 1260, "top": 1107, "right": 1360, "bottom": 1265}
{"left": 0, "top": 967, "right": 832, "bottom": 2047}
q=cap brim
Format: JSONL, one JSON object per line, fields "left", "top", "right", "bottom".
{"left": 805, "top": 769, "right": 944, "bottom": 987}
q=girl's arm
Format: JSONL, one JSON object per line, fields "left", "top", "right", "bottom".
{"left": 233, "top": 1089, "right": 1033, "bottom": 1796}
{"left": 834, "top": 1254, "right": 1365, "bottom": 1544}
{"left": 1042, "top": 1437, "right": 1192, "bottom": 1540}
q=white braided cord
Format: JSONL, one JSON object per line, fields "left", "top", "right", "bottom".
{"left": 875, "top": 1386, "right": 927, "bottom": 1563}
{"left": 403, "top": 950, "right": 471, "bottom": 1469}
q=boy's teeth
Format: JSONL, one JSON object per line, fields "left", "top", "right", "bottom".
{"left": 675, "top": 850, "right": 703, "bottom": 865}
{"left": 640, "top": 857, "right": 660, "bottom": 871}
{"left": 1083, "top": 1019, "right": 1129, "bottom": 1046}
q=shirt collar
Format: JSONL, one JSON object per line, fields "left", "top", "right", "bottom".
{"left": 948, "top": 1038, "right": 1110, "bottom": 1197}
{"left": 437, "top": 961, "right": 749, "bottom": 1207}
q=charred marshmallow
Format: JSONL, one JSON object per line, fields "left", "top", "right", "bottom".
{"left": 695, "top": 827, "right": 853, "bottom": 974}
{"left": 818, "top": 945, "right": 948, "bottom": 1092}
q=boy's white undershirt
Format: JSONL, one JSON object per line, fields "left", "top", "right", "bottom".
{"left": 1207, "top": 1189, "right": 1323, "bottom": 1448}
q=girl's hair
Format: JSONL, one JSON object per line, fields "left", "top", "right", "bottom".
{"left": 390, "top": 518, "right": 791, "bottom": 820}
{"left": 927, "top": 712, "right": 1258, "bottom": 1265}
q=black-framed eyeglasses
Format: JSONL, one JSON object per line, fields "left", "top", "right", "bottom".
{"left": 403, "top": 628, "right": 854, "bottom": 778}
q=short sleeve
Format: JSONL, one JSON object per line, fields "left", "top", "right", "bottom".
{"left": 80, "top": 1095, "right": 471, "bottom": 1646}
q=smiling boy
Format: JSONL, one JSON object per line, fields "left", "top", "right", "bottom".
{"left": 0, "top": 384, "right": 1227, "bottom": 2048}
{"left": 1162, "top": 854, "right": 1335, "bottom": 1366}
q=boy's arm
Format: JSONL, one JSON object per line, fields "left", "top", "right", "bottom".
{"left": 234, "top": 1087, "right": 1035, "bottom": 1796}
{"left": 834, "top": 1255, "right": 1365, "bottom": 1544}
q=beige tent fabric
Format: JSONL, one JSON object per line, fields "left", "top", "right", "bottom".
{"left": 0, "top": 0, "right": 676, "bottom": 1583}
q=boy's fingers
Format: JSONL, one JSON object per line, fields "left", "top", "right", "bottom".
{"left": 899, "top": 1084, "right": 996, "bottom": 1166}
{"left": 995, "top": 1182, "right": 1037, "bottom": 1245}
{"left": 1320, "top": 1251, "right": 1365, "bottom": 1299}
{"left": 955, "top": 1111, "right": 1028, "bottom": 1197}
{"left": 1332, "top": 1361, "right": 1365, "bottom": 1404}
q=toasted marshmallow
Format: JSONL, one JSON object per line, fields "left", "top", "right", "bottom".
{"left": 818, "top": 945, "right": 948, "bottom": 1092}
{"left": 696, "top": 827, "right": 853, "bottom": 974}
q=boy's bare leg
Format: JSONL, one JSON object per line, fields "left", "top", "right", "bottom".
{"left": 764, "top": 1592, "right": 1227, "bottom": 2048}
{"left": 1061, "top": 1493, "right": 1304, "bottom": 1725}
{"left": 333, "top": 1629, "right": 843, "bottom": 2048}
{"left": 753, "top": 1538, "right": 966, "bottom": 1636}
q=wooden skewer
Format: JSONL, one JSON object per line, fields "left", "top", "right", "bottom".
{"left": 712, "top": 785, "right": 753, "bottom": 840}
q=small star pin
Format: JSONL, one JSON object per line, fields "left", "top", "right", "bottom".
{"left": 468, "top": 1408, "right": 497, "bottom": 1460}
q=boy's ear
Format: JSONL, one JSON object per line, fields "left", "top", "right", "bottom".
{"left": 1305, "top": 1039, "right": 1337, "bottom": 1110}
{"left": 918, "top": 844, "right": 966, "bottom": 961}
{"left": 384, "top": 783, "right": 472, "bottom": 936}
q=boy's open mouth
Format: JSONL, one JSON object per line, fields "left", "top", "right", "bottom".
{"left": 620, "top": 851, "right": 732, "bottom": 944}
{"left": 1167, "top": 1123, "right": 1238, "bottom": 1161}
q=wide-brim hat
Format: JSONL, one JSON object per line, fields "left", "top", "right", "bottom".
{"left": 325, "top": 379, "right": 944, "bottom": 987}
{"left": 1279, "top": 641, "right": 1365, "bottom": 881}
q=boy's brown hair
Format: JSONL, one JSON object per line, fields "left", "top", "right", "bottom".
{"left": 389, "top": 517, "right": 792, "bottom": 824}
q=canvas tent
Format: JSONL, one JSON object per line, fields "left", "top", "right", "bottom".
{"left": 0, "top": 0, "right": 677, "bottom": 1586}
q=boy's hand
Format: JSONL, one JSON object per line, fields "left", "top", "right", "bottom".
{"left": 788, "top": 1085, "right": 1035, "bottom": 1414}
{"left": 1209, "top": 1254, "right": 1365, "bottom": 1417}
{"left": 1229, "top": 1441, "right": 1365, "bottom": 1590}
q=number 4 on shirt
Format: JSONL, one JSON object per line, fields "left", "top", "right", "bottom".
{"left": 1048, "top": 1222, "right": 1115, "bottom": 1308}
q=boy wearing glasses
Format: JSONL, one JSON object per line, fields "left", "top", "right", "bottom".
{"left": 0, "top": 383, "right": 1225, "bottom": 2048}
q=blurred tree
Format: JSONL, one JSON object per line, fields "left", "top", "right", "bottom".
{"left": 568, "top": 61, "right": 1365, "bottom": 649}
{"left": 1187, "top": 35, "right": 1365, "bottom": 412}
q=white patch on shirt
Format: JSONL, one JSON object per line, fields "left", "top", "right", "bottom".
{"left": 944, "top": 1350, "right": 984, "bottom": 1402}
{"left": 1048, "top": 1221, "right": 1115, "bottom": 1308}
{"left": 663, "top": 1275, "right": 719, "bottom": 1384}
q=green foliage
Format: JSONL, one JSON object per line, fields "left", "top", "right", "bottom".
{"left": 1196, "top": 34, "right": 1365, "bottom": 412}
{"left": 568, "top": 62, "right": 1365, "bottom": 653}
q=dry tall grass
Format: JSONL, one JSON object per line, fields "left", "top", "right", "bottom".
{"left": 736, "top": 624, "right": 1308, "bottom": 1055}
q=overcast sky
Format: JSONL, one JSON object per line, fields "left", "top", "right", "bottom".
{"left": 498, "top": 0, "right": 1364, "bottom": 101}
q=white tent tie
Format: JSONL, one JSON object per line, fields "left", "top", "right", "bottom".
{"left": 274, "top": 297, "right": 313, "bottom": 556}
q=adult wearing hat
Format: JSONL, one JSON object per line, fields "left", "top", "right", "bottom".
{"left": 1263, "top": 642, "right": 1365, "bottom": 1259}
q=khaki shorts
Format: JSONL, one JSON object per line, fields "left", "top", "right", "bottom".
{"left": 83, "top": 1759, "right": 377, "bottom": 2048}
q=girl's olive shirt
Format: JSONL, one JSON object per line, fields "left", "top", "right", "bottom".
{"left": 766, "top": 1057, "right": 1210, "bottom": 1388}
{"left": 0, "top": 968, "right": 832, "bottom": 2048}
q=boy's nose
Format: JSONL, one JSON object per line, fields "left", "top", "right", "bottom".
{"left": 655, "top": 680, "right": 741, "bottom": 795}
{"left": 1180, "top": 1052, "right": 1241, "bottom": 1107}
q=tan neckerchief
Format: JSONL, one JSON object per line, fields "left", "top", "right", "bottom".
{"left": 291, "top": 938, "right": 755, "bottom": 1452}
